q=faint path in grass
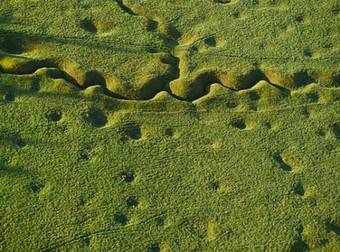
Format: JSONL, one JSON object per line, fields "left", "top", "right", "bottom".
{"left": 40, "top": 211, "right": 166, "bottom": 251}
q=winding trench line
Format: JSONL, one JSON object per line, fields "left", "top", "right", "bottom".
{"left": 0, "top": 64, "right": 291, "bottom": 103}
{"left": 0, "top": 1, "right": 334, "bottom": 103}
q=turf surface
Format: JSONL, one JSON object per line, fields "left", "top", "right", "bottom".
{"left": 0, "top": 0, "right": 339, "bottom": 251}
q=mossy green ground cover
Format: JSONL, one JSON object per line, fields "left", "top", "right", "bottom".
{"left": 0, "top": 0, "right": 339, "bottom": 251}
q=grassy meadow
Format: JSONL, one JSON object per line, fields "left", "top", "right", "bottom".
{"left": 0, "top": 0, "right": 339, "bottom": 251}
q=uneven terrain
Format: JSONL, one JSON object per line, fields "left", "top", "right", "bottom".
{"left": 0, "top": 0, "right": 339, "bottom": 251}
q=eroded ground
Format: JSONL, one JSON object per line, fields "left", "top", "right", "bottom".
{"left": 0, "top": 0, "right": 339, "bottom": 251}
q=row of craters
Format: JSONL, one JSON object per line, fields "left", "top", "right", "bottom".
{"left": 44, "top": 107, "right": 340, "bottom": 141}
{"left": 45, "top": 107, "right": 177, "bottom": 140}
{"left": 114, "top": 171, "right": 137, "bottom": 225}
{"left": 115, "top": 170, "right": 165, "bottom": 252}
{"left": 4, "top": 106, "right": 337, "bottom": 150}
{"left": 78, "top": 169, "right": 161, "bottom": 252}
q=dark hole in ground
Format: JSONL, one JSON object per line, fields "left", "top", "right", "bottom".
{"left": 332, "top": 122, "right": 340, "bottom": 139}
{"left": 78, "top": 152, "right": 89, "bottom": 161}
{"left": 326, "top": 221, "right": 340, "bottom": 236}
{"left": 155, "top": 216, "right": 165, "bottom": 226}
{"left": 293, "top": 71, "right": 315, "bottom": 87}
{"left": 30, "top": 79, "right": 41, "bottom": 92}
{"left": 293, "top": 182, "right": 305, "bottom": 196}
{"left": 290, "top": 239, "right": 309, "bottom": 252}
{"left": 120, "top": 171, "right": 135, "bottom": 183}
{"left": 231, "top": 119, "right": 246, "bottom": 130}
{"left": 303, "top": 48, "right": 313, "bottom": 57}
{"left": 273, "top": 153, "right": 292, "bottom": 172}
{"left": 16, "top": 137, "right": 26, "bottom": 147}
{"left": 249, "top": 91, "right": 260, "bottom": 100}
{"left": 126, "top": 196, "right": 139, "bottom": 208}
{"left": 232, "top": 11, "right": 240, "bottom": 18}
{"left": 306, "top": 92, "right": 319, "bottom": 102}
{"left": 80, "top": 236, "right": 90, "bottom": 247}
{"left": 165, "top": 128, "right": 174, "bottom": 137}
{"left": 149, "top": 244, "right": 160, "bottom": 252}
{"left": 3, "top": 92, "right": 15, "bottom": 102}
{"left": 46, "top": 111, "right": 62, "bottom": 122}
{"left": 122, "top": 123, "right": 142, "bottom": 140}
{"left": 210, "top": 181, "right": 220, "bottom": 191}
{"left": 30, "top": 182, "right": 44, "bottom": 193}
{"left": 84, "top": 108, "right": 107, "bottom": 128}
{"left": 295, "top": 15, "right": 304, "bottom": 23}
{"left": 146, "top": 20, "right": 158, "bottom": 31}
{"left": 114, "top": 213, "right": 128, "bottom": 225}
{"left": 79, "top": 198, "right": 86, "bottom": 206}
{"left": 80, "top": 19, "right": 97, "bottom": 33}
{"left": 204, "top": 37, "right": 217, "bottom": 47}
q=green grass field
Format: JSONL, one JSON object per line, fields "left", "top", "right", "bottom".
{"left": 0, "top": 0, "right": 339, "bottom": 251}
